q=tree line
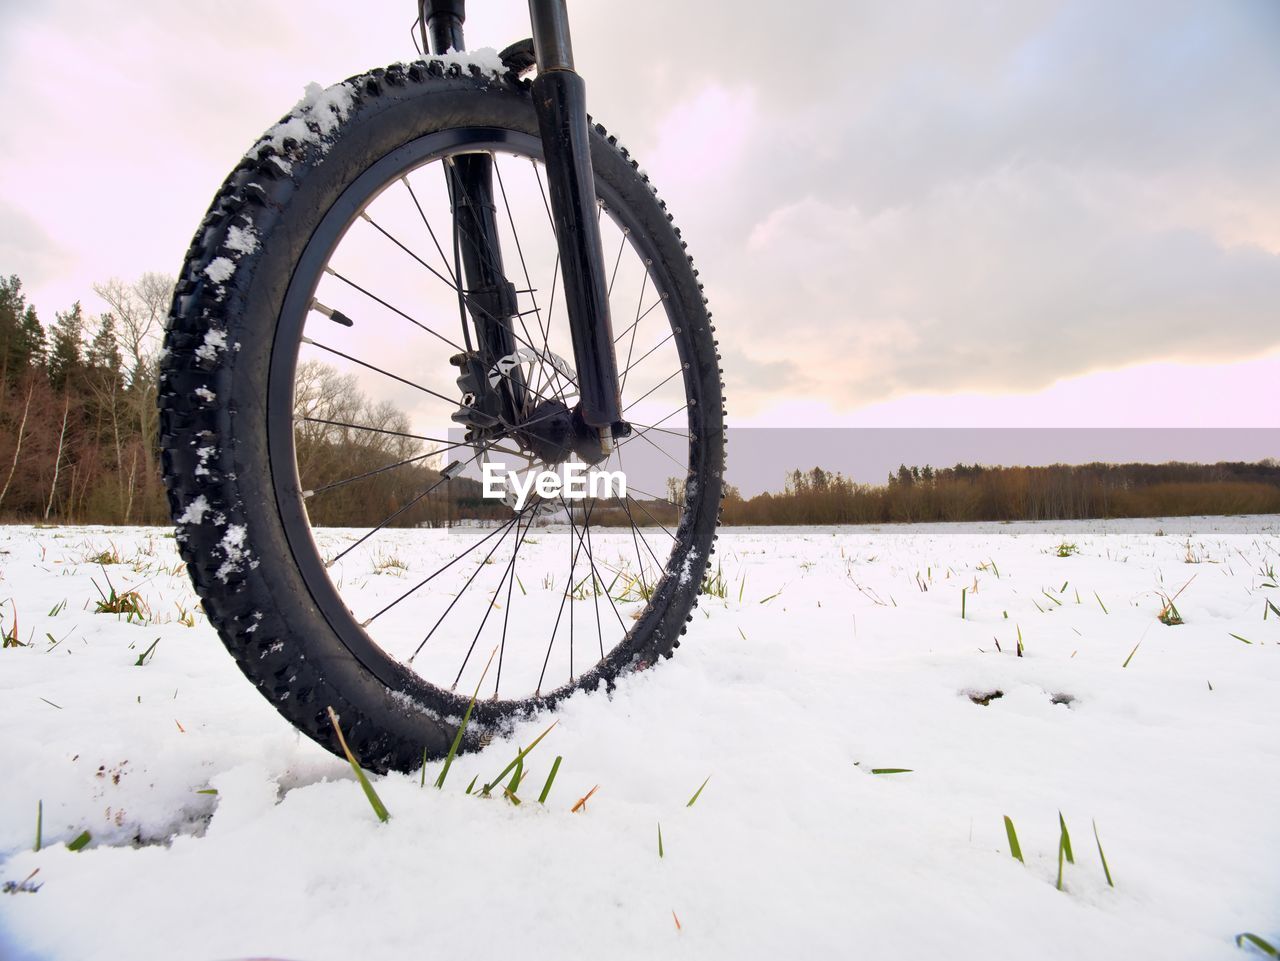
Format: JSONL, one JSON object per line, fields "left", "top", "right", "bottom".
{"left": 4, "top": 270, "right": 1277, "bottom": 528}
{"left": 0, "top": 270, "right": 520, "bottom": 528}
{"left": 0, "top": 273, "right": 172, "bottom": 523}
{"left": 718, "top": 461, "right": 1280, "bottom": 525}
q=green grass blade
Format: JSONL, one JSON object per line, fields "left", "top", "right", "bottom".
{"left": 483, "top": 719, "right": 559, "bottom": 795}
{"left": 961, "top": 587, "right": 966, "bottom": 619}
{"left": 1059, "top": 811, "right": 1074, "bottom": 863}
{"left": 1093, "top": 819, "right": 1114, "bottom": 887}
{"left": 1236, "top": 933, "right": 1279, "bottom": 957}
{"left": 870, "top": 768, "right": 913, "bottom": 775}
{"left": 1122, "top": 640, "right": 1141, "bottom": 668}
{"left": 436, "top": 646, "right": 498, "bottom": 790}
{"left": 1057, "top": 836, "right": 1065, "bottom": 891}
{"left": 133, "top": 637, "right": 160, "bottom": 666}
{"left": 326, "top": 706, "right": 390, "bottom": 823}
{"left": 419, "top": 747, "right": 428, "bottom": 788}
{"left": 1229, "top": 633, "right": 1254, "bottom": 644}
{"left": 1094, "top": 591, "right": 1108, "bottom": 613}
{"left": 507, "top": 751, "right": 524, "bottom": 800}
{"left": 686, "top": 775, "right": 711, "bottom": 807}
{"left": 538, "top": 756, "right": 563, "bottom": 804}
{"left": 66, "top": 830, "right": 91, "bottom": 852}
{"left": 1004, "top": 815, "right": 1024, "bottom": 863}
{"left": 34, "top": 800, "right": 42, "bottom": 852}
{"left": 465, "top": 774, "right": 478, "bottom": 795}
{"left": 658, "top": 821, "right": 664, "bottom": 859}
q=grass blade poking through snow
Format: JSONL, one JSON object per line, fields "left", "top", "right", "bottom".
{"left": 1122, "top": 640, "right": 1141, "bottom": 668}
{"left": 871, "top": 768, "right": 913, "bottom": 775}
{"left": 66, "top": 830, "right": 91, "bottom": 852}
{"left": 1236, "top": 933, "right": 1279, "bottom": 957}
{"left": 687, "top": 775, "right": 711, "bottom": 807}
{"left": 658, "top": 822, "right": 664, "bottom": 859}
{"left": 538, "top": 756, "right": 562, "bottom": 804}
{"left": 1004, "top": 815, "right": 1024, "bottom": 863}
{"left": 436, "top": 646, "right": 497, "bottom": 790}
{"left": 34, "top": 801, "right": 41, "bottom": 852}
{"left": 326, "top": 706, "right": 390, "bottom": 823}
{"left": 1093, "top": 819, "right": 1114, "bottom": 887}
{"left": 1056, "top": 812, "right": 1074, "bottom": 891}
{"left": 1059, "top": 812, "right": 1074, "bottom": 863}
{"left": 482, "top": 720, "right": 559, "bottom": 796}
{"left": 133, "top": 637, "right": 160, "bottom": 667}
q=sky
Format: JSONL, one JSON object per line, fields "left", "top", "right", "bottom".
{"left": 1, "top": 0, "right": 1279, "bottom": 434}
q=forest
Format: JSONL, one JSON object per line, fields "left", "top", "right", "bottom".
{"left": 2, "top": 270, "right": 1277, "bottom": 529}
{"left": 717, "top": 461, "right": 1280, "bottom": 525}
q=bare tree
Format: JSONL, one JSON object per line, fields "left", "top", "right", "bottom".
{"left": 0, "top": 380, "right": 33, "bottom": 512}
{"left": 45, "top": 396, "right": 70, "bottom": 521}
{"left": 92, "top": 273, "right": 173, "bottom": 516}
{"left": 92, "top": 273, "right": 172, "bottom": 386}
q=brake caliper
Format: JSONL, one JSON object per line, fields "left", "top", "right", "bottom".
{"left": 449, "top": 351, "right": 504, "bottom": 431}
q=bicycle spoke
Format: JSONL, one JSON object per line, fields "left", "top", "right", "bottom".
{"left": 301, "top": 337, "right": 466, "bottom": 409}
{"left": 304, "top": 449, "right": 444, "bottom": 499}
{"left": 298, "top": 416, "right": 459, "bottom": 447}
{"left": 614, "top": 442, "right": 661, "bottom": 583}
{"left": 322, "top": 267, "right": 465, "bottom": 354}
{"left": 407, "top": 508, "right": 528, "bottom": 665}
{"left": 455, "top": 509, "right": 536, "bottom": 691}
{"left": 558, "top": 492, "right": 629, "bottom": 636}
{"left": 612, "top": 298, "right": 662, "bottom": 346}
{"left": 360, "top": 210, "right": 458, "bottom": 292}
{"left": 536, "top": 497, "right": 596, "bottom": 695}
{"left": 618, "top": 272, "right": 647, "bottom": 395}
{"left": 625, "top": 423, "right": 688, "bottom": 474}
{"left": 620, "top": 333, "right": 676, "bottom": 391}
{"left": 493, "top": 509, "right": 535, "bottom": 697}
{"left": 326, "top": 441, "right": 499, "bottom": 567}
{"left": 614, "top": 417, "right": 686, "bottom": 440}
{"left": 622, "top": 366, "right": 681, "bottom": 412}
{"left": 607, "top": 228, "right": 627, "bottom": 298}
{"left": 401, "top": 175, "right": 458, "bottom": 285}
{"left": 364, "top": 512, "right": 526, "bottom": 627}
{"left": 624, "top": 491, "right": 680, "bottom": 543}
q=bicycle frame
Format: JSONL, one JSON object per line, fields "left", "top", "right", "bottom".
{"left": 420, "top": 0, "right": 626, "bottom": 440}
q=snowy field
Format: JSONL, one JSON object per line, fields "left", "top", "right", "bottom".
{"left": 1, "top": 517, "right": 1278, "bottom": 961}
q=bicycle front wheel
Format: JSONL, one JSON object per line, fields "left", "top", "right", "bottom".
{"left": 159, "top": 56, "right": 725, "bottom": 772}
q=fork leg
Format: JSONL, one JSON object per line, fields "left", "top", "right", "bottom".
{"left": 529, "top": 0, "right": 624, "bottom": 435}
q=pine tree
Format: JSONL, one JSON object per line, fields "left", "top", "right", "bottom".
{"left": 0, "top": 275, "right": 28, "bottom": 383}
{"left": 15, "top": 307, "right": 46, "bottom": 372}
{"left": 47, "top": 302, "right": 86, "bottom": 392}
{"left": 87, "top": 312, "right": 123, "bottom": 385}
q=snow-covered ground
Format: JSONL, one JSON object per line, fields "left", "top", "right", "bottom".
{"left": 1, "top": 518, "right": 1278, "bottom": 961}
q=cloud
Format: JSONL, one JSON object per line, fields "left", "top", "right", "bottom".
{"left": 739, "top": 162, "right": 1280, "bottom": 408}
{"left": 2, "top": 0, "right": 1278, "bottom": 426}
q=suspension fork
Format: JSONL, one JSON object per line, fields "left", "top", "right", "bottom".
{"left": 424, "top": 0, "right": 525, "bottom": 418}
{"left": 423, "top": 0, "right": 626, "bottom": 437}
{"left": 528, "top": 0, "right": 625, "bottom": 437}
